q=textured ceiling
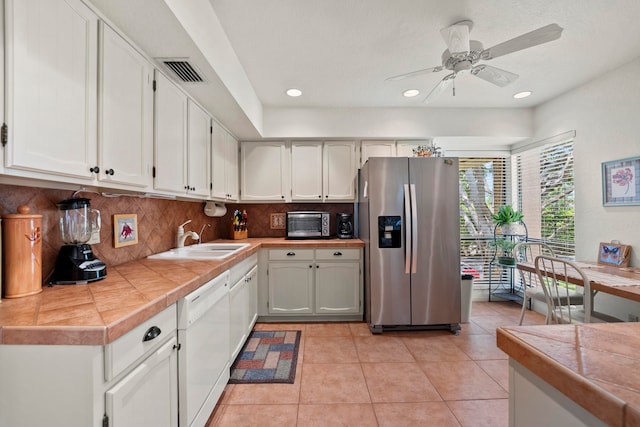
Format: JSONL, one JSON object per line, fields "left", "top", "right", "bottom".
{"left": 210, "top": 0, "right": 640, "bottom": 109}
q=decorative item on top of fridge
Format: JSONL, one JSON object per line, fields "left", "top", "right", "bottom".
{"left": 412, "top": 140, "right": 442, "bottom": 157}
{"left": 231, "top": 209, "right": 248, "bottom": 240}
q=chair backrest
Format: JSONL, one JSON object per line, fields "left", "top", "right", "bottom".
{"left": 534, "top": 255, "right": 591, "bottom": 323}
{"left": 514, "top": 242, "right": 555, "bottom": 289}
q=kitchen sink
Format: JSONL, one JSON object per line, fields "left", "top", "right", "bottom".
{"left": 148, "top": 243, "right": 250, "bottom": 260}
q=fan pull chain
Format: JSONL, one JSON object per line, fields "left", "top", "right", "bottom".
{"left": 453, "top": 79, "right": 456, "bottom": 97}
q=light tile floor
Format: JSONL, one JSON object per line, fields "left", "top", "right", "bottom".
{"left": 207, "top": 301, "right": 545, "bottom": 426}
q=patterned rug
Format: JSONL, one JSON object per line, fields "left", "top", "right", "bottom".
{"left": 229, "top": 330, "right": 301, "bottom": 384}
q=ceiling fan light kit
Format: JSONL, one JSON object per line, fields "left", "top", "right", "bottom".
{"left": 386, "top": 20, "right": 563, "bottom": 103}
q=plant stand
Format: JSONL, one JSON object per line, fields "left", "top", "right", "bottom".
{"left": 488, "top": 221, "right": 528, "bottom": 302}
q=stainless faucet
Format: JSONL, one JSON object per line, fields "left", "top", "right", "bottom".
{"left": 198, "top": 223, "right": 212, "bottom": 244}
{"left": 176, "top": 220, "right": 199, "bottom": 248}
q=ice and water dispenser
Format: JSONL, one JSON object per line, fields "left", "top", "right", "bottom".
{"left": 378, "top": 216, "right": 402, "bottom": 248}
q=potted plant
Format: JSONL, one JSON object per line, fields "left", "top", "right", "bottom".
{"left": 489, "top": 238, "right": 518, "bottom": 266}
{"left": 413, "top": 140, "right": 442, "bottom": 157}
{"left": 491, "top": 205, "right": 524, "bottom": 235}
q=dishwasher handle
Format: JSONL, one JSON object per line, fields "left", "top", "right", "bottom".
{"left": 143, "top": 326, "right": 162, "bottom": 342}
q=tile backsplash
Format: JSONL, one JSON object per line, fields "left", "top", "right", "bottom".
{"left": 0, "top": 183, "right": 355, "bottom": 285}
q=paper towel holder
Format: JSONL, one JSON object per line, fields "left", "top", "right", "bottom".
{"left": 204, "top": 201, "right": 227, "bottom": 217}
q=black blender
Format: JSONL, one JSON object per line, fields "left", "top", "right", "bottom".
{"left": 50, "top": 198, "right": 107, "bottom": 284}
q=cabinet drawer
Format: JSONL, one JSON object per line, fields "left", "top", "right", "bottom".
{"left": 315, "top": 248, "right": 361, "bottom": 261}
{"left": 269, "top": 249, "right": 314, "bottom": 261}
{"left": 105, "top": 304, "right": 177, "bottom": 381}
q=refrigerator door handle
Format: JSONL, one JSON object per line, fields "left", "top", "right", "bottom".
{"left": 410, "top": 184, "right": 418, "bottom": 274}
{"left": 403, "top": 183, "right": 411, "bottom": 274}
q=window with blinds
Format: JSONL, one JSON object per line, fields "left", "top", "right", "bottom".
{"left": 515, "top": 140, "right": 575, "bottom": 258}
{"left": 459, "top": 157, "right": 510, "bottom": 286}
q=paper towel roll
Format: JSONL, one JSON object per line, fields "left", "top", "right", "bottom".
{"left": 204, "top": 201, "right": 227, "bottom": 217}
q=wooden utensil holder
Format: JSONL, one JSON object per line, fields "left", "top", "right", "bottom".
{"left": 231, "top": 225, "right": 248, "bottom": 240}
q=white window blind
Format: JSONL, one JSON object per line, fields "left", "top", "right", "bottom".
{"left": 459, "top": 157, "right": 509, "bottom": 286}
{"left": 515, "top": 140, "right": 575, "bottom": 258}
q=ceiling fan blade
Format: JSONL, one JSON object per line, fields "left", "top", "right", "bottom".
{"left": 471, "top": 65, "right": 518, "bottom": 87}
{"left": 481, "top": 23, "right": 563, "bottom": 60}
{"left": 385, "top": 66, "right": 444, "bottom": 82}
{"left": 440, "top": 22, "right": 471, "bottom": 57}
{"left": 423, "top": 73, "right": 455, "bottom": 103}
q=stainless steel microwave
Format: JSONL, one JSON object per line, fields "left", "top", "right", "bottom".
{"left": 286, "top": 211, "right": 330, "bottom": 239}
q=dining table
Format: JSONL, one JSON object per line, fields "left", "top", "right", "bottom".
{"left": 517, "top": 260, "right": 640, "bottom": 303}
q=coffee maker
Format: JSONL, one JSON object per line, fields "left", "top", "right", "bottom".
{"left": 336, "top": 213, "right": 354, "bottom": 239}
{"left": 50, "top": 198, "right": 107, "bottom": 284}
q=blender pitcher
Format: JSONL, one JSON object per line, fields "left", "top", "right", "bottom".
{"left": 51, "top": 198, "right": 107, "bottom": 284}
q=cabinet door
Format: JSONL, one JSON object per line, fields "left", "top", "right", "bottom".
{"left": 154, "top": 72, "right": 188, "bottom": 194}
{"left": 5, "top": 0, "right": 98, "bottom": 179}
{"left": 396, "top": 141, "right": 426, "bottom": 158}
{"left": 268, "top": 263, "right": 313, "bottom": 314}
{"left": 229, "top": 277, "right": 248, "bottom": 360}
{"left": 210, "top": 122, "right": 227, "bottom": 200}
{"left": 187, "top": 100, "right": 211, "bottom": 198}
{"left": 106, "top": 336, "right": 178, "bottom": 427}
{"left": 291, "top": 142, "right": 323, "bottom": 201}
{"left": 246, "top": 265, "right": 258, "bottom": 329}
{"left": 99, "top": 23, "right": 153, "bottom": 188}
{"left": 225, "top": 131, "right": 239, "bottom": 200}
{"left": 360, "top": 141, "right": 396, "bottom": 166}
{"left": 241, "top": 142, "right": 289, "bottom": 201}
{"left": 324, "top": 141, "right": 357, "bottom": 201}
{"left": 315, "top": 262, "right": 361, "bottom": 314}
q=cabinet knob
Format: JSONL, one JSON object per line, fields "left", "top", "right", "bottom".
{"left": 318, "top": 195, "right": 321, "bottom": 198}
{"left": 333, "top": 252, "right": 343, "bottom": 256}
{"left": 316, "top": 265, "right": 319, "bottom": 268}
{"left": 105, "top": 168, "right": 114, "bottom": 176}
{"left": 184, "top": 185, "right": 189, "bottom": 190}
{"left": 90, "top": 166, "right": 100, "bottom": 173}
{"left": 286, "top": 252, "right": 296, "bottom": 256}
{"left": 309, "top": 265, "right": 313, "bottom": 268}
{"left": 281, "top": 195, "right": 285, "bottom": 199}
{"left": 142, "top": 326, "right": 161, "bottom": 342}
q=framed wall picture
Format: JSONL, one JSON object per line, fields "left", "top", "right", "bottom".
{"left": 602, "top": 156, "right": 640, "bottom": 206}
{"left": 113, "top": 214, "right": 138, "bottom": 248}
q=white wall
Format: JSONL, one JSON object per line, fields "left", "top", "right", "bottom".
{"left": 533, "top": 57, "right": 640, "bottom": 320}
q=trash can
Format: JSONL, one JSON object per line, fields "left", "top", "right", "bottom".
{"left": 461, "top": 274, "right": 474, "bottom": 323}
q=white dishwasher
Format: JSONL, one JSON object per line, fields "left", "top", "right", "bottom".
{"left": 177, "top": 271, "right": 230, "bottom": 427}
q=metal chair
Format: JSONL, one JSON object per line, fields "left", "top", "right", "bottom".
{"left": 534, "top": 255, "right": 622, "bottom": 324}
{"left": 513, "top": 242, "right": 574, "bottom": 325}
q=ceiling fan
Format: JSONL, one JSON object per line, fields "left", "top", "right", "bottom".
{"left": 386, "top": 20, "right": 563, "bottom": 102}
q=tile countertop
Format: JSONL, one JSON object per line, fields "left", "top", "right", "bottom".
{"left": 0, "top": 238, "right": 364, "bottom": 346}
{"left": 497, "top": 323, "right": 640, "bottom": 427}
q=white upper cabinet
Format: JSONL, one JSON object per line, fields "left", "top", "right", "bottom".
{"left": 98, "top": 23, "right": 153, "bottom": 189}
{"left": 323, "top": 141, "right": 357, "bottom": 201}
{"left": 4, "top": 0, "right": 98, "bottom": 180}
{"left": 186, "top": 100, "right": 211, "bottom": 198}
{"left": 360, "top": 140, "right": 396, "bottom": 166}
{"left": 291, "top": 142, "right": 323, "bottom": 201}
{"left": 211, "top": 122, "right": 238, "bottom": 201}
{"left": 153, "top": 71, "right": 188, "bottom": 195}
{"left": 241, "top": 141, "right": 289, "bottom": 201}
{"left": 396, "top": 140, "right": 428, "bottom": 157}
{"left": 154, "top": 73, "right": 211, "bottom": 198}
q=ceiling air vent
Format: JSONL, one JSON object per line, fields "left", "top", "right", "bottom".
{"left": 159, "top": 59, "right": 205, "bottom": 83}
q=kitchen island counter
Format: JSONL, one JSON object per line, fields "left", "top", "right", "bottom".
{"left": 0, "top": 238, "right": 363, "bottom": 345}
{"left": 497, "top": 323, "right": 640, "bottom": 427}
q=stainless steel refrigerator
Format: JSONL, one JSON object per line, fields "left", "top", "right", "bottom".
{"left": 358, "top": 157, "right": 461, "bottom": 334}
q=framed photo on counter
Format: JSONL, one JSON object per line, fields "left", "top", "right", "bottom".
{"left": 602, "top": 156, "right": 640, "bottom": 206}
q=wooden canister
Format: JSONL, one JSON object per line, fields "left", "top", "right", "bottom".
{"left": 2, "top": 205, "right": 43, "bottom": 298}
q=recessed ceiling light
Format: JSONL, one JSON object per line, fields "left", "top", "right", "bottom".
{"left": 403, "top": 89, "right": 420, "bottom": 98}
{"left": 513, "top": 91, "right": 532, "bottom": 99}
{"left": 286, "top": 88, "right": 302, "bottom": 97}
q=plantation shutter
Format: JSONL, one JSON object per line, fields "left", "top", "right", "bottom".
{"left": 515, "top": 139, "right": 575, "bottom": 258}
{"left": 459, "top": 157, "right": 510, "bottom": 287}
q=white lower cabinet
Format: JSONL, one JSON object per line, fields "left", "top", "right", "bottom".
{"left": 229, "top": 255, "right": 259, "bottom": 361}
{"left": 106, "top": 336, "right": 178, "bottom": 427}
{"left": 0, "top": 305, "right": 178, "bottom": 427}
{"left": 265, "top": 248, "right": 362, "bottom": 319}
